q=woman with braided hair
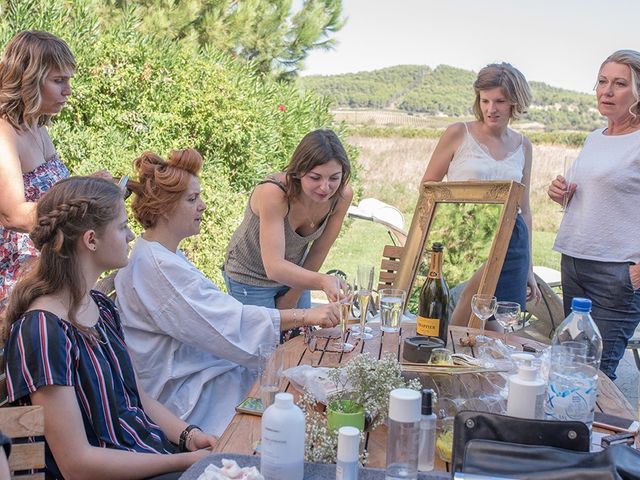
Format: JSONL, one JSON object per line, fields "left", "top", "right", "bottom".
{"left": 3, "top": 177, "right": 217, "bottom": 479}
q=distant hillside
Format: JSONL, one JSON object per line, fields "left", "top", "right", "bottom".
{"left": 299, "top": 65, "right": 604, "bottom": 131}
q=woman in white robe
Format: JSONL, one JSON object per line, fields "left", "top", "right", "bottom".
{"left": 115, "top": 149, "right": 338, "bottom": 436}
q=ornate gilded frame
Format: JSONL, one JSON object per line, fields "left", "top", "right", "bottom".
{"left": 394, "top": 180, "right": 524, "bottom": 328}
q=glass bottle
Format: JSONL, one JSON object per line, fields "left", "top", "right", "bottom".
{"left": 417, "top": 242, "right": 450, "bottom": 343}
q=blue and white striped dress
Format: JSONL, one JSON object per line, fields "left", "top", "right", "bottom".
{"left": 4, "top": 290, "right": 175, "bottom": 477}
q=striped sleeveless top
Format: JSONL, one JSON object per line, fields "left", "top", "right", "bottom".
{"left": 224, "top": 175, "right": 338, "bottom": 287}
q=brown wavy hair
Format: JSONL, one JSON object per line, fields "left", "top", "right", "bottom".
{"left": 0, "top": 30, "right": 76, "bottom": 131}
{"left": 129, "top": 149, "right": 203, "bottom": 229}
{"left": 284, "top": 130, "right": 350, "bottom": 200}
{"left": 3, "top": 177, "right": 122, "bottom": 339}
{"left": 472, "top": 62, "right": 531, "bottom": 122}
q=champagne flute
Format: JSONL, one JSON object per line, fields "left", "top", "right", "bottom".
{"left": 560, "top": 155, "right": 575, "bottom": 212}
{"left": 494, "top": 301, "right": 521, "bottom": 348}
{"left": 353, "top": 264, "right": 374, "bottom": 340}
{"left": 471, "top": 293, "right": 497, "bottom": 342}
{"left": 333, "top": 274, "right": 355, "bottom": 352}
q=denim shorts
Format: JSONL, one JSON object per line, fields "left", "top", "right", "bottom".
{"left": 561, "top": 254, "right": 640, "bottom": 380}
{"left": 222, "top": 271, "right": 311, "bottom": 309}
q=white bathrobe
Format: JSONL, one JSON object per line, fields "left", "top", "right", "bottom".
{"left": 115, "top": 237, "right": 281, "bottom": 436}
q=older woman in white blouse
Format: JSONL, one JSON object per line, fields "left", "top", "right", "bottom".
{"left": 115, "top": 149, "right": 338, "bottom": 436}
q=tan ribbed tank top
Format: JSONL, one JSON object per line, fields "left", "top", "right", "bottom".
{"left": 224, "top": 175, "right": 339, "bottom": 287}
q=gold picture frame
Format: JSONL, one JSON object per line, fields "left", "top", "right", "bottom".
{"left": 394, "top": 180, "right": 524, "bottom": 328}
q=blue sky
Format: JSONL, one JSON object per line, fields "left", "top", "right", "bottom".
{"left": 302, "top": 0, "right": 639, "bottom": 94}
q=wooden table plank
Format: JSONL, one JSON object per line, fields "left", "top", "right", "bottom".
{"left": 215, "top": 324, "right": 636, "bottom": 471}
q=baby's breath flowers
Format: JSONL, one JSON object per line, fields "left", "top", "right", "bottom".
{"left": 297, "top": 352, "right": 421, "bottom": 463}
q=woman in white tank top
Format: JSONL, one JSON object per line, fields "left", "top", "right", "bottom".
{"left": 421, "top": 63, "right": 541, "bottom": 328}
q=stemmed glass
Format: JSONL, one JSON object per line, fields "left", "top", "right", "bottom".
{"left": 352, "top": 264, "right": 374, "bottom": 340}
{"left": 471, "top": 293, "right": 497, "bottom": 342}
{"left": 560, "top": 155, "right": 576, "bottom": 212}
{"left": 494, "top": 301, "right": 521, "bottom": 348}
{"left": 332, "top": 274, "right": 355, "bottom": 352}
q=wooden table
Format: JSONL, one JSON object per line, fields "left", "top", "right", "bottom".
{"left": 215, "top": 324, "right": 635, "bottom": 472}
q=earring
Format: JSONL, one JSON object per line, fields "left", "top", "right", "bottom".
{"left": 90, "top": 245, "right": 96, "bottom": 251}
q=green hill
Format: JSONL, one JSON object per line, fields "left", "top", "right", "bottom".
{"left": 299, "top": 65, "right": 604, "bottom": 131}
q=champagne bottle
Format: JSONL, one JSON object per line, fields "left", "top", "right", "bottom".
{"left": 416, "top": 242, "right": 450, "bottom": 343}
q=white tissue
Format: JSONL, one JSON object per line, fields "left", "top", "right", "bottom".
{"left": 196, "top": 459, "right": 264, "bottom": 480}
{"left": 282, "top": 365, "right": 346, "bottom": 403}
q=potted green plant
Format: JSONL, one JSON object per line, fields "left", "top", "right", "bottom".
{"left": 326, "top": 398, "right": 365, "bottom": 431}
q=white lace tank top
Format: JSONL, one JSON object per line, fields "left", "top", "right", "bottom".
{"left": 446, "top": 123, "right": 524, "bottom": 182}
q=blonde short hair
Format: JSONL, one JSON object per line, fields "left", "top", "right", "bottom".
{"left": 0, "top": 30, "right": 76, "bottom": 131}
{"left": 472, "top": 63, "right": 531, "bottom": 121}
{"left": 599, "top": 50, "right": 640, "bottom": 117}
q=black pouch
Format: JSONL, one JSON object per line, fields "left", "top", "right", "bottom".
{"left": 460, "top": 440, "right": 640, "bottom": 480}
{"left": 452, "top": 411, "right": 590, "bottom": 473}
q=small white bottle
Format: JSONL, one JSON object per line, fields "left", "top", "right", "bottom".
{"left": 418, "top": 389, "right": 436, "bottom": 471}
{"left": 336, "top": 426, "right": 359, "bottom": 480}
{"left": 507, "top": 354, "right": 545, "bottom": 419}
{"left": 261, "top": 392, "right": 305, "bottom": 480}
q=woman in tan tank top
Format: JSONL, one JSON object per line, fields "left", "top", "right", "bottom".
{"left": 224, "top": 129, "right": 353, "bottom": 312}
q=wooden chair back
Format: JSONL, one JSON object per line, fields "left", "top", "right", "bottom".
{"left": 377, "top": 245, "right": 404, "bottom": 291}
{"left": 0, "top": 400, "right": 45, "bottom": 479}
{"left": 1, "top": 353, "right": 45, "bottom": 479}
{"left": 94, "top": 270, "right": 118, "bottom": 301}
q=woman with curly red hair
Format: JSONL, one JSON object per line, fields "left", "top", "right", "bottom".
{"left": 115, "top": 148, "right": 338, "bottom": 436}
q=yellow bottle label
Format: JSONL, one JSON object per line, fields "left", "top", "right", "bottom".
{"left": 416, "top": 316, "right": 440, "bottom": 336}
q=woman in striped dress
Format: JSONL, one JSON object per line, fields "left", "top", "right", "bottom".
{"left": 3, "top": 177, "right": 217, "bottom": 479}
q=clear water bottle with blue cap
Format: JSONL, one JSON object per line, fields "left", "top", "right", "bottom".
{"left": 545, "top": 297, "right": 603, "bottom": 429}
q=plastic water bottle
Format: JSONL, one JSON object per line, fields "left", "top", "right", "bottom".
{"left": 261, "top": 392, "right": 305, "bottom": 480}
{"left": 385, "top": 388, "right": 421, "bottom": 480}
{"left": 545, "top": 297, "right": 602, "bottom": 429}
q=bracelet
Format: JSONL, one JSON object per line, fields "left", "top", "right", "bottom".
{"left": 292, "top": 309, "right": 298, "bottom": 323}
{"left": 179, "top": 424, "right": 201, "bottom": 452}
{"left": 301, "top": 309, "right": 306, "bottom": 326}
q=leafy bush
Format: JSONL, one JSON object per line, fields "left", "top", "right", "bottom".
{"left": 1, "top": 0, "right": 349, "bottom": 285}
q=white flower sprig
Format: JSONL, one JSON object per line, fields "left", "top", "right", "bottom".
{"left": 297, "top": 352, "right": 421, "bottom": 464}
{"left": 328, "top": 352, "right": 422, "bottom": 430}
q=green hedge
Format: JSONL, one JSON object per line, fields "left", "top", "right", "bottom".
{"left": 1, "top": 0, "right": 352, "bottom": 284}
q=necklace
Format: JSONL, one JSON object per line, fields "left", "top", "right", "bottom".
{"left": 303, "top": 207, "right": 327, "bottom": 229}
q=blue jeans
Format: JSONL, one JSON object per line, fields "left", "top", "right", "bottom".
{"left": 222, "top": 271, "right": 311, "bottom": 309}
{"left": 223, "top": 272, "right": 311, "bottom": 342}
{"left": 561, "top": 255, "right": 640, "bottom": 380}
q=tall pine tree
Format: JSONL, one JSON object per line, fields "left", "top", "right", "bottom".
{"left": 100, "top": 0, "right": 344, "bottom": 80}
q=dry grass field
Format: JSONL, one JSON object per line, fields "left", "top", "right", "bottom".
{"left": 349, "top": 135, "right": 580, "bottom": 233}
{"left": 321, "top": 135, "right": 580, "bottom": 280}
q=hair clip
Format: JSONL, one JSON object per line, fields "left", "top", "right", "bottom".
{"left": 117, "top": 176, "right": 132, "bottom": 200}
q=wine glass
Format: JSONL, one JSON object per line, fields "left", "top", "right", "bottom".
{"left": 353, "top": 264, "right": 374, "bottom": 340}
{"left": 494, "top": 301, "right": 521, "bottom": 348}
{"left": 332, "top": 274, "right": 355, "bottom": 352}
{"left": 471, "top": 293, "right": 497, "bottom": 342}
